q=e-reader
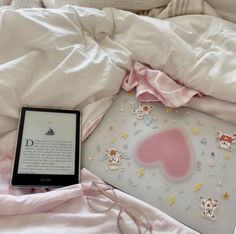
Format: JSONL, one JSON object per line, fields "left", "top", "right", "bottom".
{"left": 11, "top": 107, "right": 81, "bottom": 188}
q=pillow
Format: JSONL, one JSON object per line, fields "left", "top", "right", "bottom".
{"left": 42, "top": 0, "right": 169, "bottom": 10}
{"left": 206, "top": 0, "right": 236, "bottom": 23}
{"left": 0, "top": 0, "right": 11, "bottom": 6}
{"left": 43, "top": 0, "right": 236, "bottom": 24}
{"left": 11, "top": 0, "right": 43, "bottom": 9}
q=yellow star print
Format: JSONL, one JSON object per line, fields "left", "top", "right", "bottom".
{"left": 121, "top": 132, "right": 129, "bottom": 139}
{"left": 165, "top": 107, "right": 172, "bottom": 113}
{"left": 223, "top": 192, "right": 230, "bottom": 200}
{"left": 192, "top": 128, "right": 200, "bottom": 135}
{"left": 138, "top": 168, "right": 145, "bottom": 177}
{"left": 224, "top": 153, "right": 231, "bottom": 160}
{"left": 111, "top": 138, "right": 116, "bottom": 144}
{"left": 169, "top": 195, "right": 175, "bottom": 206}
{"left": 194, "top": 183, "right": 202, "bottom": 192}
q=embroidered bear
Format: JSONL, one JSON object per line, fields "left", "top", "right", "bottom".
{"left": 216, "top": 132, "right": 236, "bottom": 151}
{"left": 200, "top": 197, "right": 218, "bottom": 220}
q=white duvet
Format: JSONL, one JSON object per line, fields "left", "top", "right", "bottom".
{"left": 0, "top": 6, "right": 236, "bottom": 145}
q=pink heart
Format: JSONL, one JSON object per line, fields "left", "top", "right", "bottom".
{"left": 135, "top": 128, "right": 192, "bottom": 180}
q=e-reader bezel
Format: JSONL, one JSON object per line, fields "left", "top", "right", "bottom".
{"left": 11, "top": 106, "right": 81, "bottom": 188}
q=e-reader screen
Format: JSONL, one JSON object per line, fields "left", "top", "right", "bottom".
{"left": 11, "top": 107, "right": 81, "bottom": 187}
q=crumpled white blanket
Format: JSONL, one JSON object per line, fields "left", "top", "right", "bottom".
{"left": 1, "top": 6, "right": 236, "bottom": 146}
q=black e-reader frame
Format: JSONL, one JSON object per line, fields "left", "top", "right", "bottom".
{"left": 11, "top": 107, "right": 81, "bottom": 188}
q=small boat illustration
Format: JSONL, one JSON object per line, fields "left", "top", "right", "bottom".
{"left": 45, "top": 128, "right": 55, "bottom": 136}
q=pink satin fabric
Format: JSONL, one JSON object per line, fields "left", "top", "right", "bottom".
{"left": 122, "top": 62, "right": 236, "bottom": 125}
{"left": 122, "top": 62, "right": 200, "bottom": 108}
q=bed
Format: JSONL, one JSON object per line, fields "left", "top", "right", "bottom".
{"left": 0, "top": 0, "right": 236, "bottom": 233}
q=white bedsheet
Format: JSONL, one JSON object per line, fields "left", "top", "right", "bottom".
{"left": 0, "top": 6, "right": 236, "bottom": 146}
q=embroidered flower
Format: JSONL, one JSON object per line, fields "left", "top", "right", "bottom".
{"left": 106, "top": 148, "right": 121, "bottom": 166}
{"left": 100, "top": 147, "right": 129, "bottom": 171}
{"left": 141, "top": 103, "right": 153, "bottom": 114}
{"left": 106, "top": 148, "right": 119, "bottom": 157}
{"left": 130, "top": 102, "right": 153, "bottom": 125}
{"left": 199, "top": 197, "right": 219, "bottom": 220}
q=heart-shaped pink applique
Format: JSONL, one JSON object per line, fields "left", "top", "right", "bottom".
{"left": 135, "top": 128, "right": 192, "bottom": 180}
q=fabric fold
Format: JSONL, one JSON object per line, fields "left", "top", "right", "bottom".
{"left": 0, "top": 165, "right": 199, "bottom": 234}
{"left": 122, "top": 62, "right": 200, "bottom": 108}
{"left": 122, "top": 62, "right": 236, "bottom": 126}
{"left": 186, "top": 96, "right": 236, "bottom": 125}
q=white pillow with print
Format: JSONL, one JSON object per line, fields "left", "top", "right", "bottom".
{"left": 42, "top": 0, "right": 168, "bottom": 10}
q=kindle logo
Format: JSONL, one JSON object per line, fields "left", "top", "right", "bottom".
{"left": 40, "top": 178, "right": 51, "bottom": 182}
{"left": 25, "top": 139, "right": 34, "bottom": 147}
